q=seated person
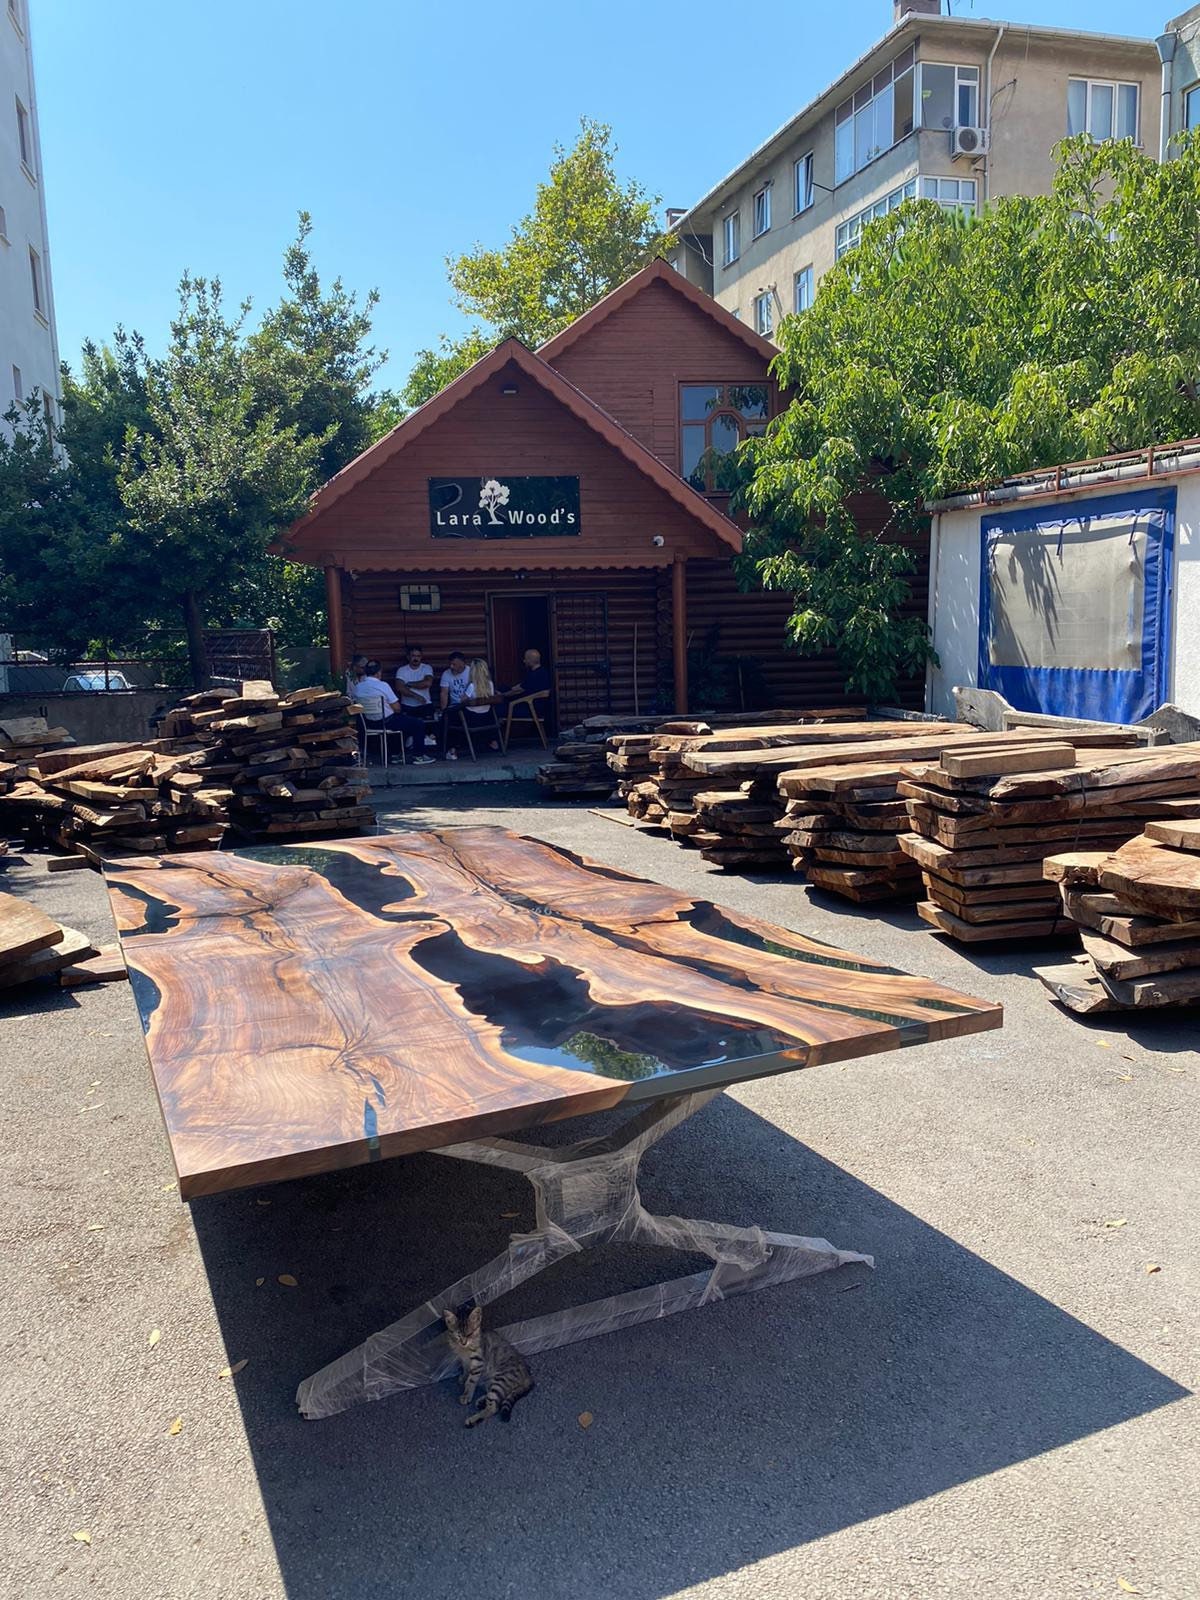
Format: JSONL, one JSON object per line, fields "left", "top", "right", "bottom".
{"left": 394, "top": 644, "right": 437, "bottom": 746}
{"left": 504, "top": 648, "right": 552, "bottom": 700}
{"left": 439, "top": 651, "right": 497, "bottom": 759}
{"left": 353, "top": 661, "right": 433, "bottom": 764}
{"left": 344, "top": 653, "right": 368, "bottom": 700}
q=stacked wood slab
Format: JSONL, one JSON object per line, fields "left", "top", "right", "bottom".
{"left": 0, "top": 716, "right": 75, "bottom": 794}
{"left": 542, "top": 708, "right": 865, "bottom": 800}
{"left": 1035, "top": 821, "right": 1200, "bottom": 1012}
{"left": 160, "top": 682, "right": 373, "bottom": 838}
{"left": 0, "top": 887, "right": 121, "bottom": 991}
{"left": 897, "top": 740, "right": 1200, "bottom": 942}
{"left": 1, "top": 743, "right": 230, "bottom": 857}
{"left": 0, "top": 683, "right": 373, "bottom": 859}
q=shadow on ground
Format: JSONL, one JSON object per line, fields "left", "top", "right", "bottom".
{"left": 189, "top": 1093, "right": 1187, "bottom": 1600}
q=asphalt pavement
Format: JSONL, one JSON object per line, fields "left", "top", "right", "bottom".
{"left": 0, "top": 785, "right": 1195, "bottom": 1600}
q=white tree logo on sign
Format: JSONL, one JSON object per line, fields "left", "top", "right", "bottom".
{"left": 479, "top": 478, "right": 511, "bottom": 526}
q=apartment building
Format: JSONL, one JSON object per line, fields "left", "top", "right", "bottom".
{"left": 1, "top": 0, "right": 59, "bottom": 439}
{"left": 1159, "top": 4, "right": 1200, "bottom": 149}
{"left": 668, "top": 0, "right": 1161, "bottom": 338}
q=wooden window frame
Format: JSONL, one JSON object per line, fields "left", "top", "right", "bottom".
{"left": 676, "top": 379, "right": 776, "bottom": 495}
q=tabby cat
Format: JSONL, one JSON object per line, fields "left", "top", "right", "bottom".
{"left": 443, "top": 1306, "right": 534, "bottom": 1427}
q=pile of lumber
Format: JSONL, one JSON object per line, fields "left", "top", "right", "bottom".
{"left": 897, "top": 740, "right": 1200, "bottom": 942}
{"left": 776, "top": 728, "right": 1144, "bottom": 903}
{"left": 1035, "top": 822, "right": 1200, "bottom": 1012}
{"left": 157, "top": 682, "right": 373, "bottom": 839}
{"left": 0, "top": 888, "right": 125, "bottom": 991}
{"left": 0, "top": 743, "right": 230, "bottom": 858}
{"left": 615, "top": 714, "right": 877, "bottom": 840}
{"left": 0, "top": 716, "right": 74, "bottom": 793}
{"left": 679, "top": 721, "right": 967, "bottom": 875}
{"left": 0, "top": 683, "right": 373, "bottom": 859}
{"left": 540, "top": 708, "right": 865, "bottom": 800}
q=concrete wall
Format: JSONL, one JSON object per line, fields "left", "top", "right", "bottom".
{"left": 1165, "top": 4, "right": 1200, "bottom": 147}
{"left": 0, "top": 0, "right": 60, "bottom": 436}
{"left": 926, "top": 471, "right": 1200, "bottom": 719}
{"left": 0, "top": 691, "right": 170, "bottom": 745}
{"left": 672, "top": 18, "right": 1160, "bottom": 332}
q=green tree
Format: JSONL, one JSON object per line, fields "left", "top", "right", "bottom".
{"left": 117, "top": 273, "right": 319, "bottom": 685}
{"left": 740, "top": 133, "right": 1200, "bottom": 700}
{"left": 402, "top": 118, "right": 673, "bottom": 401}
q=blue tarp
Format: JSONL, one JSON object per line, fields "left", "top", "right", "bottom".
{"left": 978, "top": 486, "right": 1175, "bottom": 723}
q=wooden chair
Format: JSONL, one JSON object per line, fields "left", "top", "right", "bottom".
{"left": 501, "top": 690, "right": 551, "bottom": 752}
{"left": 441, "top": 702, "right": 504, "bottom": 760}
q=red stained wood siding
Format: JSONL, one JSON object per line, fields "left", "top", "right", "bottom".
{"left": 292, "top": 357, "right": 734, "bottom": 573}
{"left": 546, "top": 275, "right": 773, "bottom": 468}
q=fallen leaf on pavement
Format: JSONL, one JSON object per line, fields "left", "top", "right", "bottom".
{"left": 85, "top": 1224, "right": 104, "bottom": 1232}
{"left": 1145, "top": 1263, "right": 1162, "bottom": 1274}
{"left": 1104, "top": 1218, "right": 1128, "bottom": 1229}
{"left": 1117, "top": 1580, "right": 1141, "bottom": 1595}
{"left": 255, "top": 1277, "right": 265, "bottom": 1287}
{"left": 161, "top": 1181, "right": 176, "bottom": 1191}
{"left": 578, "top": 1411, "right": 594, "bottom": 1429}
{"left": 255, "top": 1199, "right": 271, "bottom": 1207}
{"left": 277, "top": 1274, "right": 298, "bottom": 1287}
{"left": 167, "top": 1417, "right": 183, "bottom": 1436}
{"left": 72, "top": 1530, "right": 91, "bottom": 1545}
{"left": 147, "top": 1329, "right": 161, "bottom": 1348}
{"left": 218, "top": 1359, "right": 248, "bottom": 1379}
{"left": 500, "top": 1211, "right": 519, "bottom": 1219}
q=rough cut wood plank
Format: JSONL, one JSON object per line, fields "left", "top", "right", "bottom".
{"left": 917, "top": 901, "right": 1068, "bottom": 942}
{"left": 1042, "top": 851, "right": 1111, "bottom": 886}
{"left": 0, "top": 926, "right": 96, "bottom": 986}
{"left": 1097, "top": 835, "right": 1200, "bottom": 916}
{"left": 105, "top": 828, "right": 1001, "bottom": 1199}
{"left": 1034, "top": 958, "right": 1117, "bottom": 1014}
{"left": 939, "top": 742, "right": 1076, "bottom": 779}
{"left": 47, "top": 855, "right": 90, "bottom": 873}
{"left": 1143, "top": 819, "right": 1200, "bottom": 853}
{"left": 0, "top": 892, "right": 64, "bottom": 964}
{"left": 59, "top": 950, "right": 128, "bottom": 987}
{"left": 1078, "top": 928, "right": 1200, "bottom": 981}
{"left": 1058, "top": 886, "right": 1200, "bottom": 947}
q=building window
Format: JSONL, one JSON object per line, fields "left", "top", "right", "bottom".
{"left": 834, "top": 45, "right": 915, "bottom": 184}
{"left": 679, "top": 383, "right": 770, "bottom": 491}
{"left": 835, "top": 179, "right": 918, "bottom": 258}
{"left": 29, "top": 246, "right": 44, "bottom": 315}
{"left": 753, "top": 291, "right": 774, "bottom": 337}
{"left": 752, "top": 185, "right": 771, "bottom": 238}
{"left": 1184, "top": 82, "right": 1200, "bottom": 130}
{"left": 43, "top": 391, "right": 54, "bottom": 443}
{"left": 11, "top": 365, "right": 21, "bottom": 402}
{"left": 722, "top": 211, "right": 740, "bottom": 267}
{"left": 793, "top": 266, "right": 814, "bottom": 314}
{"left": 794, "top": 151, "right": 815, "bottom": 214}
{"left": 917, "top": 63, "right": 980, "bottom": 130}
{"left": 918, "top": 175, "right": 978, "bottom": 213}
{"left": 0, "top": 204, "right": 7, "bottom": 241}
{"left": 1067, "top": 77, "right": 1139, "bottom": 143}
{"left": 8, "top": 0, "right": 22, "bottom": 33}
{"left": 15, "top": 98, "right": 33, "bottom": 174}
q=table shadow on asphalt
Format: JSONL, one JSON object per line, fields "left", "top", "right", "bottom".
{"left": 189, "top": 1089, "right": 1186, "bottom": 1600}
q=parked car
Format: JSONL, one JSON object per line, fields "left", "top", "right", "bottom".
{"left": 62, "top": 670, "right": 133, "bottom": 692}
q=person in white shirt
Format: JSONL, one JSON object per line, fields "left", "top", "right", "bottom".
{"left": 394, "top": 644, "right": 438, "bottom": 749}
{"left": 438, "top": 650, "right": 497, "bottom": 759}
{"left": 353, "top": 661, "right": 433, "bottom": 764}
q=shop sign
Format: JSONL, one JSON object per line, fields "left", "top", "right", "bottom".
{"left": 429, "top": 476, "right": 580, "bottom": 538}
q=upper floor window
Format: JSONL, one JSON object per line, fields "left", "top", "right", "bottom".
{"left": 8, "top": 0, "right": 22, "bottom": 33}
{"left": 1184, "top": 82, "right": 1200, "bottom": 130}
{"left": 11, "top": 365, "right": 21, "bottom": 402}
{"left": 1067, "top": 77, "right": 1139, "bottom": 143}
{"left": 794, "top": 266, "right": 814, "bottom": 314}
{"left": 43, "top": 391, "right": 54, "bottom": 443}
{"left": 753, "top": 292, "right": 773, "bottom": 337}
{"left": 15, "top": 98, "right": 33, "bottom": 174}
{"left": 794, "top": 151, "right": 815, "bottom": 214}
{"left": 753, "top": 185, "right": 771, "bottom": 238}
{"left": 835, "top": 178, "right": 917, "bottom": 259}
{"left": 835, "top": 45, "right": 915, "bottom": 184}
{"left": 918, "top": 63, "right": 980, "bottom": 130}
{"left": 29, "top": 245, "right": 44, "bottom": 316}
{"left": 919, "top": 175, "right": 978, "bottom": 213}
{"left": 0, "top": 204, "right": 8, "bottom": 241}
{"left": 679, "top": 383, "right": 770, "bottom": 492}
{"left": 723, "top": 210, "right": 740, "bottom": 267}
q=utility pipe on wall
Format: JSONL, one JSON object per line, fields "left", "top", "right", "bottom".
{"left": 1155, "top": 31, "right": 1178, "bottom": 162}
{"left": 983, "top": 23, "right": 1006, "bottom": 207}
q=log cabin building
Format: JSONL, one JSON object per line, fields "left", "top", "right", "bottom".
{"left": 283, "top": 260, "right": 926, "bottom": 723}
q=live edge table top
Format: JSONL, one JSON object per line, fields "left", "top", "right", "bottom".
{"left": 105, "top": 828, "right": 1002, "bottom": 1199}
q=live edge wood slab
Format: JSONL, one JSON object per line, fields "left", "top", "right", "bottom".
{"left": 105, "top": 828, "right": 1002, "bottom": 1199}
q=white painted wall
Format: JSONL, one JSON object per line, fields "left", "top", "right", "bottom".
{"left": 926, "top": 471, "right": 1200, "bottom": 719}
{"left": 0, "top": 0, "right": 60, "bottom": 439}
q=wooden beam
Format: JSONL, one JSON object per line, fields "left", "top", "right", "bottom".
{"left": 672, "top": 555, "right": 687, "bottom": 714}
{"left": 325, "top": 565, "right": 346, "bottom": 677}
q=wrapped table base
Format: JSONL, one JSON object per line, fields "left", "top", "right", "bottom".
{"left": 298, "top": 1090, "right": 872, "bottom": 1420}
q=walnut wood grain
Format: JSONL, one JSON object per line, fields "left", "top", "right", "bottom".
{"left": 106, "top": 828, "right": 1001, "bottom": 1198}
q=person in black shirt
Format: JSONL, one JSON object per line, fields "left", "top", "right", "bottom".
{"left": 504, "top": 648, "right": 551, "bottom": 700}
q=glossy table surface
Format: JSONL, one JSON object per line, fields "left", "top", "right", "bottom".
{"left": 106, "top": 828, "right": 1002, "bottom": 1198}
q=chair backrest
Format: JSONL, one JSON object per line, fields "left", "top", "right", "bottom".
{"left": 357, "top": 694, "right": 387, "bottom": 722}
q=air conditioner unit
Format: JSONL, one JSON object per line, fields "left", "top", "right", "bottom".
{"left": 951, "top": 125, "right": 990, "bottom": 159}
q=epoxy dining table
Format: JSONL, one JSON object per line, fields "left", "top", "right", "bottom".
{"left": 105, "top": 827, "right": 1002, "bottom": 1418}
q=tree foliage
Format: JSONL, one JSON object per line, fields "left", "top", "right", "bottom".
{"left": 741, "top": 134, "right": 1200, "bottom": 701}
{"left": 405, "top": 118, "right": 673, "bottom": 395}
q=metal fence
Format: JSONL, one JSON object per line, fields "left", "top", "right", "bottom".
{"left": 0, "top": 629, "right": 276, "bottom": 695}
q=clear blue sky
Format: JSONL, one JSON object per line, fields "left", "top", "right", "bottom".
{"left": 33, "top": 0, "right": 1153, "bottom": 393}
